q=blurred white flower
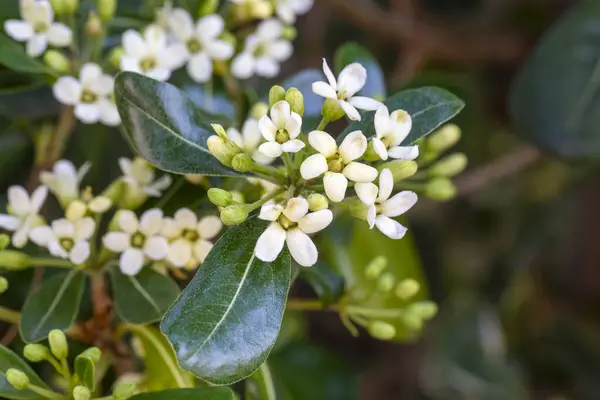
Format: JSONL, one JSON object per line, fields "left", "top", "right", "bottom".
{"left": 231, "top": 19, "right": 292, "bottom": 79}
{"left": 40, "top": 160, "right": 90, "bottom": 206}
{"left": 257, "top": 100, "right": 304, "bottom": 157}
{"left": 0, "top": 186, "right": 47, "bottom": 248}
{"left": 155, "top": 1, "right": 175, "bottom": 29}
{"left": 275, "top": 0, "right": 313, "bottom": 23}
{"left": 372, "top": 106, "right": 418, "bottom": 161}
{"left": 162, "top": 209, "right": 222, "bottom": 269}
{"left": 168, "top": 10, "right": 234, "bottom": 83}
{"left": 300, "top": 130, "right": 377, "bottom": 202}
{"left": 53, "top": 63, "right": 119, "bottom": 125}
{"left": 255, "top": 196, "right": 333, "bottom": 267}
{"left": 119, "top": 157, "right": 172, "bottom": 198}
{"left": 227, "top": 119, "right": 274, "bottom": 164}
{"left": 312, "top": 59, "right": 382, "bottom": 121}
{"left": 103, "top": 209, "right": 169, "bottom": 276}
{"left": 4, "top": 0, "right": 72, "bottom": 57}
{"left": 65, "top": 195, "right": 112, "bottom": 222}
{"left": 30, "top": 217, "right": 95, "bottom": 264}
{"left": 120, "top": 24, "right": 187, "bottom": 81}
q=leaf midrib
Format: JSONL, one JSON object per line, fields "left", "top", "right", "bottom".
{"left": 128, "top": 275, "right": 162, "bottom": 316}
{"left": 30, "top": 270, "right": 78, "bottom": 338}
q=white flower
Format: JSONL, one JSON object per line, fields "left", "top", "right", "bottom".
{"left": 40, "top": 160, "right": 90, "bottom": 206}
{"left": 4, "top": 0, "right": 72, "bottom": 57}
{"left": 168, "top": 10, "right": 234, "bottom": 83}
{"left": 30, "top": 217, "right": 95, "bottom": 264}
{"left": 372, "top": 106, "right": 419, "bottom": 161}
{"left": 102, "top": 209, "right": 169, "bottom": 276}
{"left": 162, "top": 209, "right": 222, "bottom": 269}
{"left": 52, "top": 63, "right": 119, "bottom": 125}
{"left": 227, "top": 119, "right": 274, "bottom": 164}
{"left": 119, "top": 157, "right": 172, "bottom": 198}
{"left": 312, "top": 58, "right": 383, "bottom": 121}
{"left": 120, "top": 24, "right": 187, "bottom": 81}
{"left": 257, "top": 100, "right": 304, "bottom": 157}
{"left": 255, "top": 197, "right": 333, "bottom": 267}
{"left": 231, "top": 19, "right": 292, "bottom": 79}
{"left": 0, "top": 186, "right": 47, "bottom": 248}
{"left": 247, "top": 178, "right": 278, "bottom": 195}
{"left": 355, "top": 169, "right": 417, "bottom": 239}
{"left": 300, "top": 130, "right": 378, "bottom": 202}
{"left": 275, "top": 0, "right": 313, "bottom": 23}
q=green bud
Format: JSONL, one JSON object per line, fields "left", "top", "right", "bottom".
{"left": 285, "top": 88, "right": 304, "bottom": 117}
{"left": 402, "top": 312, "right": 423, "bottom": 330}
{"left": 321, "top": 98, "right": 345, "bottom": 122}
{"left": 367, "top": 321, "right": 396, "bottom": 340}
{"left": 65, "top": 0, "right": 79, "bottom": 13}
{"left": 23, "top": 344, "right": 50, "bottom": 362}
{"left": 211, "top": 123, "right": 228, "bottom": 140}
{"left": 0, "top": 277, "right": 8, "bottom": 294}
{"left": 365, "top": 256, "right": 387, "bottom": 279}
{"left": 109, "top": 47, "right": 125, "bottom": 68}
{"left": 79, "top": 347, "right": 101, "bottom": 363}
{"left": 50, "top": 0, "right": 77, "bottom": 14}
{"left": 98, "top": 0, "right": 116, "bottom": 21}
{"left": 282, "top": 26, "right": 297, "bottom": 41}
{"left": 395, "top": 279, "right": 420, "bottom": 300}
{"left": 409, "top": 301, "right": 438, "bottom": 320}
{"left": 378, "top": 161, "right": 418, "bottom": 182}
{"left": 269, "top": 86, "right": 286, "bottom": 107}
{"left": 0, "top": 251, "right": 30, "bottom": 270}
{"left": 218, "top": 31, "right": 236, "bottom": 48}
{"left": 0, "top": 234, "right": 9, "bottom": 251}
{"left": 113, "top": 383, "right": 136, "bottom": 400}
{"left": 428, "top": 153, "right": 467, "bottom": 178}
{"left": 427, "top": 124, "right": 461, "bottom": 153}
{"left": 207, "top": 135, "right": 240, "bottom": 167}
{"left": 208, "top": 188, "right": 233, "bottom": 207}
{"left": 49, "top": 330, "right": 68, "bottom": 360}
{"left": 230, "top": 191, "right": 245, "bottom": 204}
{"left": 184, "top": 174, "right": 205, "bottom": 185}
{"left": 307, "top": 193, "right": 328, "bottom": 211}
{"left": 43, "top": 50, "right": 70, "bottom": 73}
{"left": 232, "top": 153, "right": 253, "bottom": 172}
{"left": 377, "top": 272, "right": 395, "bottom": 292}
{"left": 73, "top": 386, "right": 91, "bottom": 400}
{"left": 198, "top": 0, "right": 218, "bottom": 16}
{"left": 5, "top": 369, "right": 29, "bottom": 390}
{"left": 348, "top": 198, "right": 370, "bottom": 221}
{"left": 424, "top": 177, "right": 457, "bottom": 201}
{"left": 220, "top": 205, "right": 249, "bottom": 226}
{"left": 251, "top": 0, "right": 273, "bottom": 19}
{"left": 250, "top": 102, "right": 269, "bottom": 120}
{"left": 362, "top": 140, "right": 381, "bottom": 162}
{"left": 66, "top": 200, "right": 88, "bottom": 222}
{"left": 85, "top": 11, "right": 103, "bottom": 37}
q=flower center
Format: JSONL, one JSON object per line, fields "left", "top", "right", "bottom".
{"left": 182, "top": 229, "right": 199, "bottom": 242}
{"left": 131, "top": 232, "right": 146, "bottom": 249}
{"left": 337, "top": 90, "right": 348, "bottom": 100}
{"left": 140, "top": 58, "right": 157, "bottom": 72}
{"left": 381, "top": 135, "right": 394, "bottom": 148}
{"left": 34, "top": 22, "right": 48, "bottom": 33}
{"left": 255, "top": 43, "right": 267, "bottom": 56}
{"left": 278, "top": 214, "right": 297, "bottom": 230}
{"left": 275, "top": 129, "right": 290, "bottom": 144}
{"left": 80, "top": 90, "right": 98, "bottom": 104}
{"left": 327, "top": 152, "right": 345, "bottom": 173}
{"left": 59, "top": 238, "right": 75, "bottom": 252}
{"left": 187, "top": 38, "right": 202, "bottom": 53}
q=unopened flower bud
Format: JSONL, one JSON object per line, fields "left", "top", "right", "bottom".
{"left": 395, "top": 279, "right": 420, "bottom": 300}
{"left": 365, "top": 256, "right": 387, "bottom": 279}
{"left": 220, "top": 205, "right": 249, "bottom": 226}
{"left": 0, "top": 277, "right": 8, "bottom": 294}
{"left": 367, "top": 321, "right": 396, "bottom": 340}
{"left": 98, "top": 0, "right": 116, "bottom": 21}
{"left": 85, "top": 12, "right": 103, "bottom": 37}
{"left": 49, "top": 330, "right": 68, "bottom": 360}
{"left": 402, "top": 312, "right": 423, "bottom": 330}
{"left": 282, "top": 26, "right": 297, "bottom": 41}
{"left": 377, "top": 272, "right": 395, "bottom": 292}
{"left": 113, "top": 383, "right": 136, "bottom": 400}
{"left": 5, "top": 369, "right": 29, "bottom": 390}
{"left": 101, "top": 179, "right": 125, "bottom": 205}
{"left": 427, "top": 124, "right": 461, "bottom": 153}
{"left": 348, "top": 198, "right": 370, "bottom": 221}
{"left": 409, "top": 301, "right": 438, "bottom": 320}
{"left": 197, "top": 0, "right": 218, "bottom": 15}
{"left": 250, "top": 102, "right": 269, "bottom": 120}
{"left": 251, "top": 0, "right": 273, "bottom": 19}
{"left": 230, "top": 191, "right": 245, "bottom": 204}
{"left": 0, "top": 234, "right": 9, "bottom": 251}
{"left": 285, "top": 88, "right": 304, "bottom": 117}
{"left": 50, "top": 0, "right": 78, "bottom": 14}
{"left": 232, "top": 153, "right": 253, "bottom": 172}
{"left": 269, "top": 86, "right": 286, "bottom": 107}
{"left": 362, "top": 140, "right": 381, "bottom": 162}
{"left": 321, "top": 98, "right": 345, "bottom": 122}
{"left": 424, "top": 178, "right": 457, "bottom": 201}
{"left": 43, "top": 50, "right": 70, "bottom": 73}
{"left": 308, "top": 193, "right": 328, "bottom": 211}
{"left": 0, "top": 251, "right": 30, "bottom": 270}
{"left": 66, "top": 200, "right": 88, "bottom": 222}
{"left": 378, "top": 160, "right": 417, "bottom": 182}
{"left": 73, "top": 386, "right": 91, "bottom": 400}
{"left": 79, "top": 347, "right": 101, "bottom": 363}
{"left": 208, "top": 188, "right": 233, "bottom": 207}
{"left": 207, "top": 136, "right": 239, "bottom": 167}
{"left": 211, "top": 123, "right": 228, "bottom": 140}
{"left": 429, "top": 153, "right": 467, "bottom": 177}
{"left": 184, "top": 174, "right": 205, "bottom": 185}
{"left": 109, "top": 47, "right": 125, "bottom": 68}
{"left": 24, "top": 344, "right": 50, "bottom": 362}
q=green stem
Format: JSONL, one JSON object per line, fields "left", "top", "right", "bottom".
{"left": 46, "top": 357, "right": 63, "bottom": 375}
{"left": 28, "top": 258, "right": 75, "bottom": 268}
{"left": 285, "top": 299, "right": 337, "bottom": 311}
{"left": 0, "top": 307, "right": 20, "bottom": 324}
{"left": 60, "top": 358, "right": 72, "bottom": 390}
{"left": 346, "top": 305, "right": 404, "bottom": 319}
{"left": 395, "top": 181, "right": 425, "bottom": 191}
{"left": 251, "top": 162, "right": 287, "bottom": 183}
{"left": 247, "top": 188, "right": 285, "bottom": 212}
{"left": 316, "top": 117, "right": 329, "bottom": 131}
{"left": 27, "top": 384, "right": 66, "bottom": 400}
{"left": 154, "top": 176, "right": 185, "bottom": 209}
{"left": 282, "top": 152, "right": 295, "bottom": 181}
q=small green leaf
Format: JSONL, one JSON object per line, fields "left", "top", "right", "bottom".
{"left": 245, "top": 362, "right": 276, "bottom": 400}
{"left": 334, "top": 43, "right": 386, "bottom": 99}
{"left": 161, "top": 218, "right": 291, "bottom": 385}
{"left": 114, "top": 71, "right": 245, "bottom": 176}
{"left": 19, "top": 270, "right": 85, "bottom": 343}
{"left": 110, "top": 266, "right": 180, "bottom": 325}
{"left": 130, "top": 388, "right": 236, "bottom": 400}
{"left": 74, "top": 355, "right": 95, "bottom": 390}
{"left": 0, "top": 343, "right": 50, "bottom": 399}
{"left": 338, "top": 87, "right": 464, "bottom": 145}
{"left": 0, "top": 34, "right": 57, "bottom": 76}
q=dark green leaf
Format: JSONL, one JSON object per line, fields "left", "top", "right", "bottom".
{"left": 0, "top": 34, "right": 56, "bottom": 76}
{"left": 130, "top": 388, "right": 235, "bottom": 400}
{"left": 0, "top": 72, "right": 59, "bottom": 118}
{"left": 510, "top": 1, "right": 600, "bottom": 159}
{"left": 114, "top": 71, "right": 245, "bottom": 176}
{"left": 298, "top": 262, "right": 344, "bottom": 307}
{"left": 334, "top": 43, "right": 386, "bottom": 99}
{"left": 338, "top": 87, "right": 465, "bottom": 144}
{"left": 0, "top": 343, "right": 49, "bottom": 400}
{"left": 0, "top": 131, "right": 33, "bottom": 187}
{"left": 110, "top": 266, "right": 180, "bottom": 325}
{"left": 161, "top": 218, "right": 291, "bottom": 385}
{"left": 282, "top": 69, "right": 325, "bottom": 117}
{"left": 245, "top": 362, "right": 276, "bottom": 400}
{"left": 74, "top": 355, "right": 95, "bottom": 390}
{"left": 19, "top": 270, "right": 85, "bottom": 343}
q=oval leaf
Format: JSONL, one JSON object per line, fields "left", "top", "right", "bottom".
{"left": 245, "top": 362, "right": 276, "bottom": 400}
{"left": 0, "top": 344, "right": 50, "bottom": 400}
{"left": 115, "top": 71, "right": 244, "bottom": 176}
{"left": 0, "top": 34, "right": 57, "bottom": 76}
{"left": 130, "top": 388, "right": 235, "bottom": 400}
{"left": 334, "top": 43, "right": 386, "bottom": 99}
{"left": 74, "top": 355, "right": 95, "bottom": 390}
{"left": 19, "top": 270, "right": 85, "bottom": 343}
{"left": 282, "top": 69, "right": 325, "bottom": 117}
{"left": 110, "top": 266, "right": 180, "bottom": 325}
{"left": 161, "top": 218, "right": 291, "bottom": 385}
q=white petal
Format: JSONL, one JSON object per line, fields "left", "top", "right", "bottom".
{"left": 26, "top": 35, "right": 47, "bottom": 57}
{"left": 367, "top": 205, "right": 376, "bottom": 229}
{"left": 48, "top": 240, "right": 68, "bottom": 259}
{"left": 241, "top": 119, "right": 263, "bottom": 150}
{"left": 227, "top": 128, "right": 243, "bottom": 148}
{"left": 122, "top": 30, "right": 147, "bottom": 58}
{"left": 46, "top": 23, "right": 72, "bottom": 47}
{"left": 144, "top": 235, "right": 168, "bottom": 260}
{"left": 205, "top": 40, "right": 234, "bottom": 60}
{"left": 144, "top": 24, "right": 167, "bottom": 52}
{"left": 255, "top": 56, "right": 279, "bottom": 78}
{"left": 342, "top": 162, "right": 378, "bottom": 183}
{"left": 258, "top": 142, "right": 283, "bottom": 158}
{"left": 0, "top": 215, "right": 21, "bottom": 231}
{"left": 375, "top": 215, "right": 407, "bottom": 240}
{"left": 298, "top": 210, "right": 333, "bottom": 234}
{"left": 372, "top": 138, "right": 388, "bottom": 160}
{"left": 146, "top": 175, "right": 172, "bottom": 195}
{"left": 355, "top": 182, "right": 378, "bottom": 206}
{"left": 382, "top": 191, "right": 418, "bottom": 217}
{"left": 160, "top": 41, "right": 188, "bottom": 70}
{"left": 337, "top": 63, "right": 366, "bottom": 98}
{"left": 98, "top": 99, "right": 121, "bottom": 126}
{"left": 120, "top": 55, "right": 141, "bottom": 73}
{"left": 192, "top": 239, "right": 213, "bottom": 263}
{"left": 283, "top": 197, "right": 309, "bottom": 222}
{"left": 300, "top": 154, "right": 328, "bottom": 180}
{"left": 29, "top": 225, "right": 53, "bottom": 246}
{"left": 102, "top": 232, "right": 130, "bottom": 252}
{"left": 30, "top": 186, "right": 48, "bottom": 213}
{"left": 266, "top": 40, "right": 292, "bottom": 61}
{"left": 8, "top": 186, "right": 30, "bottom": 215}
{"left": 160, "top": 218, "right": 180, "bottom": 238}
{"left": 146, "top": 67, "right": 171, "bottom": 81}
{"left": 256, "top": 19, "right": 283, "bottom": 40}
{"left": 259, "top": 202, "right": 284, "bottom": 221}
{"left": 118, "top": 210, "right": 139, "bottom": 234}
{"left": 338, "top": 130, "right": 367, "bottom": 162}
{"left": 53, "top": 159, "right": 77, "bottom": 179}
{"left": 311, "top": 81, "right": 337, "bottom": 100}
{"left": 89, "top": 196, "right": 112, "bottom": 213}
{"left": 276, "top": 5, "right": 295, "bottom": 24}
{"left": 377, "top": 168, "right": 394, "bottom": 202}
{"left": 167, "top": 239, "right": 192, "bottom": 267}
{"left": 4, "top": 20, "right": 33, "bottom": 41}
{"left": 120, "top": 248, "right": 145, "bottom": 276}
{"left": 231, "top": 53, "right": 255, "bottom": 79}
{"left": 374, "top": 106, "right": 390, "bottom": 138}
{"left": 258, "top": 116, "right": 277, "bottom": 141}
{"left": 12, "top": 226, "right": 29, "bottom": 248}
{"left": 270, "top": 100, "right": 291, "bottom": 128}
{"left": 284, "top": 112, "right": 302, "bottom": 139}
{"left": 196, "top": 14, "right": 224, "bottom": 38}
{"left": 254, "top": 222, "right": 286, "bottom": 262}
{"left": 198, "top": 216, "right": 222, "bottom": 240}
{"left": 308, "top": 130, "right": 337, "bottom": 158}
{"left": 51, "top": 219, "right": 74, "bottom": 237}
{"left": 174, "top": 208, "right": 197, "bottom": 230}
{"left": 322, "top": 58, "right": 337, "bottom": 88}
{"left": 388, "top": 145, "right": 419, "bottom": 160}
{"left": 280, "top": 139, "right": 305, "bottom": 153}
{"left": 323, "top": 172, "right": 348, "bottom": 203}
{"left": 69, "top": 242, "right": 90, "bottom": 264}
{"left": 75, "top": 103, "right": 101, "bottom": 124}
{"left": 88, "top": 75, "right": 114, "bottom": 97}
{"left": 349, "top": 96, "right": 383, "bottom": 111}
{"left": 139, "top": 209, "right": 164, "bottom": 235}
{"left": 75, "top": 217, "right": 95, "bottom": 240}
{"left": 339, "top": 100, "right": 361, "bottom": 121}
{"left": 168, "top": 8, "right": 194, "bottom": 40}
{"left": 286, "top": 228, "right": 318, "bottom": 267}
{"left": 53, "top": 77, "right": 82, "bottom": 105}
{"left": 389, "top": 109, "right": 413, "bottom": 144}
{"left": 187, "top": 53, "right": 212, "bottom": 83}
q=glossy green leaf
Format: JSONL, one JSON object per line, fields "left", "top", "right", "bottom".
{"left": 74, "top": 355, "right": 95, "bottom": 390}
{"left": 282, "top": 69, "right": 325, "bottom": 117}
{"left": 120, "top": 324, "right": 193, "bottom": 391}
{"left": 0, "top": 72, "right": 59, "bottom": 118}
{"left": 115, "top": 71, "right": 244, "bottom": 176}
{"left": 245, "top": 362, "right": 276, "bottom": 400}
{"left": 161, "top": 218, "right": 292, "bottom": 385}
{"left": 334, "top": 43, "right": 386, "bottom": 99}
{"left": 0, "top": 34, "right": 56, "bottom": 76}
{"left": 298, "top": 262, "right": 344, "bottom": 307}
{"left": 130, "top": 388, "right": 235, "bottom": 400}
{"left": 338, "top": 87, "right": 464, "bottom": 144}
{"left": 19, "top": 270, "right": 85, "bottom": 343}
{"left": 0, "top": 343, "right": 49, "bottom": 399}
{"left": 510, "top": 1, "right": 600, "bottom": 159}
{"left": 110, "top": 266, "right": 180, "bottom": 325}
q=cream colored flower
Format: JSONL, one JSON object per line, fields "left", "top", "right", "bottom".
{"left": 257, "top": 100, "right": 304, "bottom": 157}
{"left": 371, "top": 105, "right": 418, "bottom": 161}
{"left": 30, "top": 217, "right": 95, "bottom": 264}
{"left": 0, "top": 186, "right": 47, "bottom": 248}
